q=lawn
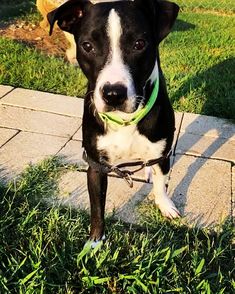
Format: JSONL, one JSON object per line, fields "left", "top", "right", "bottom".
{"left": 0, "top": 2, "right": 235, "bottom": 119}
{"left": 0, "top": 158, "right": 234, "bottom": 293}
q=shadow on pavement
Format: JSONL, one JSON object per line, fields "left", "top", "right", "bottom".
{"left": 169, "top": 58, "right": 235, "bottom": 221}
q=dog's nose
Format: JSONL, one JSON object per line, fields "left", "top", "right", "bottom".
{"left": 101, "top": 82, "right": 127, "bottom": 106}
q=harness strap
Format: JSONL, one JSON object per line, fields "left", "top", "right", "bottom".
{"left": 83, "top": 150, "right": 172, "bottom": 188}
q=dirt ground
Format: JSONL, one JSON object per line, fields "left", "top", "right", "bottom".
{"left": 0, "top": 19, "right": 69, "bottom": 59}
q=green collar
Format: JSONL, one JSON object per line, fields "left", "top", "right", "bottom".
{"left": 98, "top": 78, "right": 159, "bottom": 127}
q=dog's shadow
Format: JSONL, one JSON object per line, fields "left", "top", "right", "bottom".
{"left": 118, "top": 58, "right": 235, "bottom": 227}
{"left": 170, "top": 58, "right": 234, "bottom": 222}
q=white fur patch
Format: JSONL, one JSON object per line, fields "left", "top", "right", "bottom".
{"left": 84, "top": 235, "right": 106, "bottom": 249}
{"left": 97, "top": 124, "right": 166, "bottom": 164}
{"left": 152, "top": 165, "right": 180, "bottom": 219}
{"left": 93, "top": 9, "right": 135, "bottom": 112}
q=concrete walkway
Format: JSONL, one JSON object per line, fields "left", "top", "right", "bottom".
{"left": 0, "top": 85, "right": 234, "bottom": 226}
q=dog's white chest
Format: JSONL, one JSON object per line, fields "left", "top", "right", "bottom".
{"left": 97, "top": 125, "right": 166, "bottom": 164}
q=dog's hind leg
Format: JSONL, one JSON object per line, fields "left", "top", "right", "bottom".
{"left": 86, "top": 166, "right": 107, "bottom": 248}
{"left": 152, "top": 158, "right": 180, "bottom": 219}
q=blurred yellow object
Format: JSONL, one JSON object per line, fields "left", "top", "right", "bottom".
{"left": 36, "top": 0, "right": 77, "bottom": 64}
{"left": 36, "top": 0, "right": 67, "bottom": 29}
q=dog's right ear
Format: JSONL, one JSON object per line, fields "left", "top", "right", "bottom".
{"left": 47, "top": 0, "right": 90, "bottom": 35}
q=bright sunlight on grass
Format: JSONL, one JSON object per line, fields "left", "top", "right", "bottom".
{"left": 0, "top": 38, "right": 87, "bottom": 98}
{"left": 0, "top": 157, "right": 234, "bottom": 293}
{"left": 0, "top": 10, "right": 234, "bottom": 119}
{"left": 161, "top": 12, "right": 235, "bottom": 119}
{"left": 176, "top": 0, "right": 235, "bottom": 12}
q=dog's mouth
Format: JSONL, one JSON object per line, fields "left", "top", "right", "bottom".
{"left": 101, "top": 98, "right": 139, "bottom": 114}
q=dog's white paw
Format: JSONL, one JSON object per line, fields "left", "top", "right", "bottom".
{"left": 145, "top": 167, "right": 153, "bottom": 183}
{"left": 84, "top": 235, "right": 106, "bottom": 249}
{"left": 155, "top": 196, "right": 181, "bottom": 219}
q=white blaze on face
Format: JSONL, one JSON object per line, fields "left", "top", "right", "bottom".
{"left": 93, "top": 9, "right": 136, "bottom": 113}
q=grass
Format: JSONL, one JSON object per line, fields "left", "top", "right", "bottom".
{"left": 0, "top": 1, "right": 37, "bottom": 20}
{"left": 0, "top": 8, "right": 234, "bottom": 119}
{"left": 0, "top": 38, "right": 87, "bottom": 98}
{"left": 161, "top": 12, "right": 235, "bottom": 119}
{"left": 0, "top": 157, "right": 234, "bottom": 293}
{"left": 176, "top": 0, "right": 235, "bottom": 13}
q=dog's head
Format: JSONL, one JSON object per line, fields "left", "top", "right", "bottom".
{"left": 48, "top": 0, "right": 179, "bottom": 114}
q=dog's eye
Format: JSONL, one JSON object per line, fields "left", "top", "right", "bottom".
{"left": 133, "top": 39, "right": 146, "bottom": 51}
{"left": 82, "top": 42, "right": 94, "bottom": 53}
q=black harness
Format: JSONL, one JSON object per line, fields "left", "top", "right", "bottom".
{"left": 83, "top": 150, "right": 172, "bottom": 188}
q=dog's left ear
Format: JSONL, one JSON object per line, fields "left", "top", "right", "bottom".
{"left": 47, "top": 0, "right": 90, "bottom": 35}
{"left": 156, "top": 1, "right": 179, "bottom": 42}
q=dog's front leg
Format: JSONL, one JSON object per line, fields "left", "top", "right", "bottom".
{"left": 152, "top": 159, "right": 180, "bottom": 219}
{"left": 87, "top": 166, "right": 107, "bottom": 247}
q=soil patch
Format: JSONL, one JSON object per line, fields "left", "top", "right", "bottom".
{"left": 0, "top": 20, "right": 69, "bottom": 59}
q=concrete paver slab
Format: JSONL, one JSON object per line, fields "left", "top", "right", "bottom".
{"left": 1, "top": 88, "right": 84, "bottom": 117}
{"left": 168, "top": 155, "right": 231, "bottom": 226}
{"left": 176, "top": 132, "right": 235, "bottom": 162}
{"left": 58, "top": 170, "right": 152, "bottom": 223}
{"left": 0, "top": 127, "right": 19, "bottom": 148}
{"left": 0, "top": 85, "right": 13, "bottom": 98}
{"left": 0, "top": 131, "right": 68, "bottom": 180}
{"left": 72, "top": 125, "right": 82, "bottom": 141}
{"left": 0, "top": 105, "right": 82, "bottom": 138}
{"left": 181, "top": 113, "right": 235, "bottom": 139}
{"left": 58, "top": 139, "right": 87, "bottom": 167}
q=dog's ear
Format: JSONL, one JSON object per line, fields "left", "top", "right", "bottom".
{"left": 156, "top": 1, "right": 179, "bottom": 42}
{"left": 136, "top": 0, "right": 179, "bottom": 43}
{"left": 47, "top": 0, "right": 90, "bottom": 35}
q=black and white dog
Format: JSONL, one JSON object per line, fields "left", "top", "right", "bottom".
{"left": 48, "top": 0, "right": 180, "bottom": 247}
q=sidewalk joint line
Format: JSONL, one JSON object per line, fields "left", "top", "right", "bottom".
{"left": 55, "top": 125, "right": 83, "bottom": 156}
{"left": 173, "top": 112, "right": 184, "bottom": 156}
{"left": 0, "top": 103, "right": 83, "bottom": 118}
{"left": 174, "top": 152, "right": 235, "bottom": 165}
{"left": 0, "top": 87, "right": 16, "bottom": 101}
{"left": 0, "top": 126, "right": 20, "bottom": 132}
{"left": 0, "top": 129, "right": 21, "bottom": 149}
{"left": 0, "top": 129, "right": 74, "bottom": 139}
